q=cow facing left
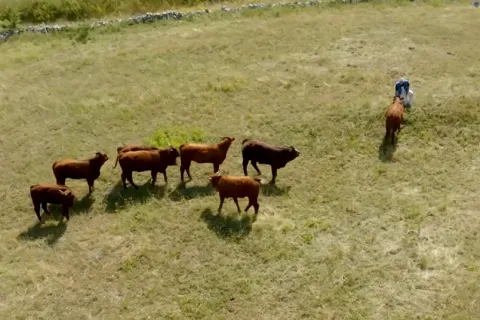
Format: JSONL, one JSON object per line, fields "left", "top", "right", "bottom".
{"left": 30, "top": 184, "right": 76, "bottom": 222}
{"left": 52, "top": 152, "right": 109, "bottom": 193}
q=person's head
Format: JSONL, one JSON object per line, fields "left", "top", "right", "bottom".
{"left": 398, "top": 78, "right": 405, "bottom": 85}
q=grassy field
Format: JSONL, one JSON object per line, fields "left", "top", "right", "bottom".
{"left": 1, "top": 1, "right": 480, "bottom": 319}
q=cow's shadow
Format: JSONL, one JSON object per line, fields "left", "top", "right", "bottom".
{"left": 378, "top": 135, "right": 398, "bottom": 162}
{"left": 46, "top": 193, "right": 95, "bottom": 217}
{"left": 17, "top": 220, "right": 67, "bottom": 246}
{"left": 168, "top": 182, "right": 215, "bottom": 201}
{"left": 200, "top": 208, "right": 253, "bottom": 239}
{"left": 103, "top": 180, "right": 166, "bottom": 213}
{"left": 260, "top": 183, "right": 291, "bottom": 196}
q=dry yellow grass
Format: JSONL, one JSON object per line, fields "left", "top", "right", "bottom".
{"left": 1, "top": 2, "right": 480, "bottom": 319}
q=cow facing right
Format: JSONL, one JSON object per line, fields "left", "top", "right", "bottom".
{"left": 179, "top": 136, "right": 235, "bottom": 183}
{"left": 113, "top": 144, "right": 159, "bottom": 168}
{"left": 241, "top": 139, "right": 300, "bottom": 184}
{"left": 117, "top": 146, "right": 180, "bottom": 189}
{"left": 30, "top": 184, "right": 76, "bottom": 222}
{"left": 52, "top": 152, "right": 109, "bottom": 193}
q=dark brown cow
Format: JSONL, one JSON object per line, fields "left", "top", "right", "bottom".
{"left": 30, "top": 184, "right": 76, "bottom": 222}
{"left": 241, "top": 139, "right": 300, "bottom": 184}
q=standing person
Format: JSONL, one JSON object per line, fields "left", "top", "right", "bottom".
{"left": 395, "top": 78, "right": 414, "bottom": 109}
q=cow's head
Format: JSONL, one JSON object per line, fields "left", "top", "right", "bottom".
{"left": 94, "top": 152, "right": 109, "bottom": 164}
{"left": 208, "top": 171, "right": 223, "bottom": 187}
{"left": 58, "top": 189, "right": 75, "bottom": 206}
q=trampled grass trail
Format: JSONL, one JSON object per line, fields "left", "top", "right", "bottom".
{"left": 1, "top": 2, "right": 480, "bottom": 319}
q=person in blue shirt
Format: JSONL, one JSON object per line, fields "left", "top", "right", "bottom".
{"left": 395, "top": 78, "right": 414, "bottom": 109}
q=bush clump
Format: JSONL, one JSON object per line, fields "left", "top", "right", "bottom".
{"left": 144, "top": 126, "right": 207, "bottom": 149}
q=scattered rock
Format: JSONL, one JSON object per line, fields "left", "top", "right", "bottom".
{"left": 408, "top": 46, "right": 415, "bottom": 50}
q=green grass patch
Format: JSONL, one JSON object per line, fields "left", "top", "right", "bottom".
{"left": 144, "top": 126, "right": 207, "bottom": 148}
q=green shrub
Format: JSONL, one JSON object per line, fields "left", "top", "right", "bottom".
{"left": 144, "top": 126, "right": 207, "bottom": 149}
{"left": 0, "top": 7, "right": 20, "bottom": 28}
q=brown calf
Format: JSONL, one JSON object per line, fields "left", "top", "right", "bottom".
{"left": 52, "top": 152, "right": 109, "bottom": 193}
{"left": 117, "top": 146, "right": 180, "bottom": 189}
{"left": 208, "top": 173, "right": 261, "bottom": 215}
{"left": 179, "top": 136, "right": 235, "bottom": 183}
{"left": 113, "top": 144, "right": 159, "bottom": 168}
{"left": 385, "top": 96, "right": 405, "bottom": 144}
{"left": 30, "top": 184, "right": 76, "bottom": 222}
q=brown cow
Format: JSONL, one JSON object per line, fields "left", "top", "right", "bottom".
{"left": 385, "top": 95, "right": 406, "bottom": 144}
{"left": 113, "top": 144, "right": 159, "bottom": 168}
{"left": 52, "top": 152, "right": 109, "bottom": 193}
{"left": 179, "top": 136, "right": 235, "bottom": 183}
{"left": 208, "top": 172, "right": 261, "bottom": 215}
{"left": 118, "top": 146, "right": 180, "bottom": 189}
{"left": 30, "top": 184, "right": 76, "bottom": 222}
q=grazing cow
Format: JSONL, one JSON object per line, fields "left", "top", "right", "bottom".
{"left": 113, "top": 144, "right": 159, "bottom": 168}
{"left": 179, "top": 136, "right": 235, "bottom": 183}
{"left": 385, "top": 95, "right": 405, "bottom": 144}
{"left": 30, "top": 184, "right": 76, "bottom": 222}
{"left": 52, "top": 152, "right": 109, "bottom": 193}
{"left": 208, "top": 173, "right": 261, "bottom": 215}
{"left": 117, "top": 146, "right": 180, "bottom": 189}
{"left": 241, "top": 139, "right": 300, "bottom": 184}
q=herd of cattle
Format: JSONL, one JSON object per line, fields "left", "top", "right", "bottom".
{"left": 29, "top": 94, "right": 407, "bottom": 223}
{"left": 29, "top": 137, "right": 301, "bottom": 222}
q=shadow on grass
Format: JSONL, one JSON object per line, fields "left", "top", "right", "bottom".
{"left": 17, "top": 220, "right": 67, "bottom": 246}
{"left": 46, "top": 193, "right": 95, "bottom": 217}
{"left": 378, "top": 135, "right": 398, "bottom": 162}
{"left": 260, "top": 183, "right": 291, "bottom": 196}
{"left": 103, "top": 180, "right": 166, "bottom": 213}
{"left": 168, "top": 182, "right": 215, "bottom": 201}
{"left": 200, "top": 208, "right": 253, "bottom": 239}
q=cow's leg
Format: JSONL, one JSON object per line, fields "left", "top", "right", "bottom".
{"left": 162, "top": 171, "right": 168, "bottom": 184}
{"left": 151, "top": 170, "right": 158, "bottom": 186}
{"left": 245, "top": 199, "right": 252, "bottom": 212}
{"left": 33, "top": 201, "right": 41, "bottom": 222}
{"left": 41, "top": 201, "right": 50, "bottom": 215}
{"left": 87, "top": 179, "right": 94, "bottom": 193}
{"left": 270, "top": 167, "right": 278, "bottom": 184}
{"left": 217, "top": 195, "right": 225, "bottom": 214}
{"left": 126, "top": 172, "right": 138, "bottom": 189}
{"left": 253, "top": 201, "right": 259, "bottom": 214}
{"left": 233, "top": 198, "right": 241, "bottom": 213}
{"left": 121, "top": 172, "right": 128, "bottom": 189}
{"left": 251, "top": 161, "right": 261, "bottom": 176}
{"left": 242, "top": 159, "right": 249, "bottom": 176}
{"left": 180, "top": 160, "right": 192, "bottom": 182}
{"left": 213, "top": 163, "right": 220, "bottom": 174}
{"left": 62, "top": 206, "right": 70, "bottom": 221}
